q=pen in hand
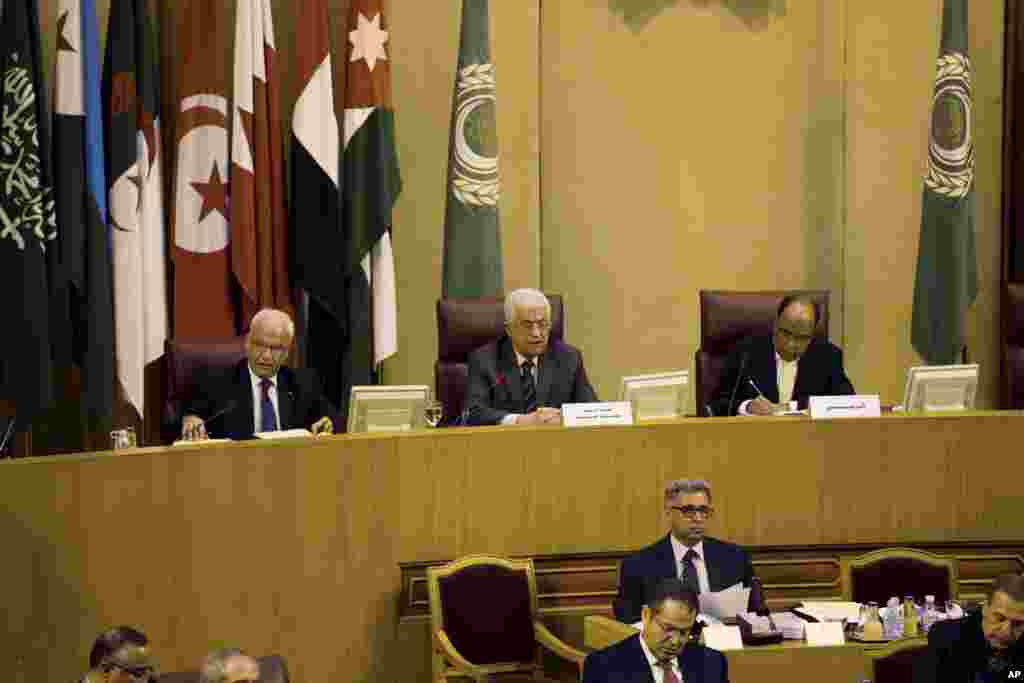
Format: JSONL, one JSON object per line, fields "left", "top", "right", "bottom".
{"left": 748, "top": 378, "right": 766, "bottom": 399}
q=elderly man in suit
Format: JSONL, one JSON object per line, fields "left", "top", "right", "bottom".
{"left": 711, "top": 294, "right": 854, "bottom": 416}
{"left": 180, "top": 308, "right": 336, "bottom": 440}
{"left": 616, "top": 479, "right": 755, "bottom": 624}
{"left": 585, "top": 579, "right": 728, "bottom": 683}
{"left": 464, "top": 288, "right": 597, "bottom": 426}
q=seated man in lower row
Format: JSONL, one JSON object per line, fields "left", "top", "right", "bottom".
{"left": 200, "top": 648, "right": 261, "bottom": 683}
{"left": 585, "top": 578, "right": 728, "bottom": 683}
{"left": 464, "top": 288, "right": 597, "bottom": 426}
{"left": 181, "top": 308, "right": 337, "bottom": 441}
{"left": 711, "top": 294, "right": 854, "bottom": 416}
{"left": 80, "top": 626, "right": 155, "bottom": 683}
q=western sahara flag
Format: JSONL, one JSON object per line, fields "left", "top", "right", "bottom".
{"left": 172, "top": 0, "right": 235, "bottom": 338}
{"left": 0, "top": 0, "right": 56, "bottom": 424}
{"left": 103, "top": 0, "right": 168, "bottom": 420}
{"left": 342, "top": 0, "right": 401, "bottom": 385}
{"left": 53, "top": 0, "right": 115, "bottom": 435}
{"left": 231, "top": 0, "right": 290, "bottom": 324}
{"left": 290, "top": 0, "right": 345, "bottom": 405}
{"left": 442, "top": 0, "right": 502, "bottom": 299}
{"left": 911, "top": 0, "right": 978, "bottom": 364}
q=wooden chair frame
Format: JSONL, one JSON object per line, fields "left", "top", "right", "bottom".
{"left": 842, "top": 547, "right": 958, "bottom": 601}
{"left": 427, "top": 554, "right": 586, "bottom": 682}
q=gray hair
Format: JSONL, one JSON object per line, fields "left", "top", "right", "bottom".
{"left": 664, "top": 479, "right": 713, "bottom": 505}
{"left": 249, "top": 308, "right": 295, "bottom": 339}
{"left": 199, "top": 648, "right": 254, "bottom": 683}
{"left": 504, "top": 289, "right": 551, "bottom": 325}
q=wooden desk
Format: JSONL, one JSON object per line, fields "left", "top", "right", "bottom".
{"left": 0, "top": 411, "right": 1020, "bottom": 682}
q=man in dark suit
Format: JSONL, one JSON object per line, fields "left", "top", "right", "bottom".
{"left": 180, "top": 308, "right": 336, "bottom": 440}
{"left": 711, "top": 294, "right": 854, "bottom": 416}
{"left": 616, "top": 479, "right": 755, "bottom": 624}
{"left": 920, "top": 574, "right": 1024, "bottom": 683}
{"left": 585, "top": 579, "right": 728, "bottom": 683}
{"left": 80, "top": 625, "right": 155, "bottom": 683}
{"left": 464, "top": 289, "right": 597, "bottom": 426}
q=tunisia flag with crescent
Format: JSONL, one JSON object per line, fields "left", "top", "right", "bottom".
{"left": 171, "top": 0, "right": 236, "bottom": 338}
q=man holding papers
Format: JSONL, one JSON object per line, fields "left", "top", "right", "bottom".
{"left": 616, "top": 479, "right": 755, "bottom": 624}
{"left": 711, "top": 294, "right": 854, "bottom": 415}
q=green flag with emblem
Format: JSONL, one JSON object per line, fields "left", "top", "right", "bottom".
{"left": 911, "top": 0, "right": 977, "bottom": 364}
{"left": 442, "top": 0, "right": 503, "bottom": 299}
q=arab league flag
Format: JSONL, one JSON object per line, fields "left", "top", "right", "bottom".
{"left": 171, "top": 0, "right": 235, "bottom": 338}
{"left": 53, "top": 0, "right": 115, "bottom": 435}
{"left": 911, "top": 0, "right": 978, "bottom": 365}
{"left": 289, "top": 0, "right": 344, "bottom": 403}
{"left": 0, "top": 0, "right": 56, "bottom": 424}
{"left": 342, "top": 0, "right": 402, "bottom": 392}
{"left": 231, "top": 0, "right": 291, "bottom": 324}
{"left": 103, "top": 0, "right": 168, "bottom": 420}
{"left": 442, "top": 0, "right": 502, "bottom": 299}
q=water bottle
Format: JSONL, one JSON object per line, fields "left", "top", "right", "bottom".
{"left": 903, "top": 595, "right": 919, "bottom": 637}
{"left": 922, "top": 595, "right": 937, "bottom": 633}
{"left": 885, "top": 596, "right": 903, "bottom": 638}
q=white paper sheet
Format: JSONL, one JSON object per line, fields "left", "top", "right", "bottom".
{"left": 698, "top": 583, "right": 751, "bottom": 620}
{"left": 255, "top": 429, "right": 312, "bottom": 439}
{"left": 702, "top": 624, "right": 744, "bottom": 650}
{"left": 796, "top": 601, "right": 862, "bottom": 622}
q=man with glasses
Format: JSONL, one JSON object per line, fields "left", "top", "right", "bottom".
{"left": 923, "top": 573, "right": 1024, "bottom": 683}
{"left": 464, "top": 289, "right": 597, "bottom": 426}
{"left": 615, "top": 479, "right": 755, "bottom": 624}
{"left": 181, "top": 308, "right": 336, "bottom": 440}
{"left": 710, "top": 294, "right": 854, "bottom": 416}
{"left": 585, "top": 578, "right": 727, "bottom": 683}
{"left": 80, "top": 626, "right": 156, "bottom": 683}
{"left": 199, "top": 648, "right": 260, "bottom": 683}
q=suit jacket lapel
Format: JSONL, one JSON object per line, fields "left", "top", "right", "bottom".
{"left": 625, "top": 635, "right": 657, "bottom": 683}
{"left": 277, "top": 369, "right": 293, "bottom": 430}
{"left": 535, "top": 345, "right": 556, "bottom": 407}
{"left": 657, "top": 534, "right": 679, "bottom": 580}
{"left": 755, "top": 336, "right": 780, "bottom": 403}
{"left": 498, "top": 337, "right": 524, "bottom": 409}
{"left": 235, "top": 361, "right": 256, "bottom": 436}
{"left": 702, "top": 538, "right": 722, "bottom": 591}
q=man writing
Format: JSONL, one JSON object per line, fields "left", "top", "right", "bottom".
{"left": 616, "top": 479, "right": 755, "bottom": 624}
{"left": 181, "top": 308, "right": 336, "bottom": 440}
{"left": 585, "top": 579, "right": 728, "bottom": 683}
{"left": 711, "top": 294, "right": 855, "bottom": 416}
{"left": 923, "top": 573, "right": 1024, "bottom": 683}
{"left": 464, "top": 289, "right": 597, "bottom": 426}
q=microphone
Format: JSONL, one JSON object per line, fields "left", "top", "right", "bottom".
{"left": 750, "top": 576, "right": 771, "bottom": 618}
{"left": 0, "top": 415, "right": 16, "bottom": 458}
{"left": 189, "top": 400, "right": 237, "bottom": 438}
{"left": 726, "top": 352, "right": 750, "bottom": 416}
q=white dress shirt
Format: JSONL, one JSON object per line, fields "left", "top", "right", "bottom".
{"left": 500, "top": 350, "right": 540, "bottom": 425}
{"left": 248, "top": 365, "right": 281, "bottom": 432}
{"left": 638, "top": 627, "right": 684, "bottom": 683}
{"left": 670, "top": 536, "right": 711, "bottom": 594}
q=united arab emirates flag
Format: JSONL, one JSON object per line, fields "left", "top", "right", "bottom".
{"left": 103, "top": 0, "right": 168, "bottom": 421}
{"left": 0, "top": 0, "right": 56, "bottom": 425}
{"left": 911, "top": 0, "right": 977, "bottom": 364}
{"left": 53, "top": 0, "right": 115, "bottom": 436}
{"left": 442, "top": 0, "right": 502, "bottom": 299}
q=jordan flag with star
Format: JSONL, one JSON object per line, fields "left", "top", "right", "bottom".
{"left": 230, "top": 0, "right": 290, "bottom": 324}
{"left": 103, "top": 0, "right": 168, "bottom": 420}
{"left": 342, "top": 0, "right": 401, "bottom": 395}
{"left": 171, "top": 0, "right": 235, "bottom": 337}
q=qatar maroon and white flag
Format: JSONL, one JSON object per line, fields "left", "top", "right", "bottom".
{"left": 171, "top": 0, "right": 235, "bottom": 338}
{"left": 230, "top": 0, "right": 290, "bottom": 324}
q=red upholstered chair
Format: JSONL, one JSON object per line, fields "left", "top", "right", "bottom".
{"left": 427, "top": 554, "right": 585, "bottom": 682}
{"left": 157, "top": 654, "right": 289, "bottom": 683}
{"left": 1004, "top": 282, "right": 1024, "bottom": 408}
{"left": 436, "top": 296, "right": 564, "bottom": 425}
{"left": 869, "top": 637, "right": 930, "bottom": 683}
{"left": 695, "top": 290, "right": 830, "bottom": 414}
{"left": 842, "top": 547, "right": 958, "bottom": 606}
{"left": 161, "top": 337, "right": 247, "bottom": 443}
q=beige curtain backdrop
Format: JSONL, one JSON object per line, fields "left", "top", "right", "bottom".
{"left": 33, "top": 0, "right": 1002, "bottom": 410}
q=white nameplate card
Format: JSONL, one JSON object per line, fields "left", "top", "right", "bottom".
{"left": 562, "top": 402, "right": 633, "bottom": 427}
{"left": 702, "top": 624, "right": 744, "bottom": 651}
{"left": 255, "top": 428, "right": 312, "bottom": 439}
{"left": 804, "top": 621, "right": 846, "bottom": 646}
{"left": 809, "top": 395, "right": 881, "bottom": 419}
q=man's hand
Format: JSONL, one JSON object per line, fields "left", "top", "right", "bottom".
{"left": 311, "top": 416, "right": 334, "bottom": 436}
{"left": 181, "top": 414, "right": 208, "bottom": 441}
{"left": 517, "top": 407, "right": 562, "bottom": 425}
{"left": 748, "top": 398, "right": 783, "bottom": 416}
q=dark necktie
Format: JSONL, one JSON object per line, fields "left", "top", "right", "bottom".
{"left": 260, "top": 378, "right": 278, "bottom": 432}
{"left": 521, "top": 360, "right": 537, "bottom": 413}
{"left": 658, "top": 660, "right": 680, "bottom": 683}
{"left": 680, "top": 548, "right": 700, "bottom": 594}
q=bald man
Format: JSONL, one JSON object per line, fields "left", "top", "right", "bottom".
{"left": 181, "top": 308, "right": 337, "bottom": 440}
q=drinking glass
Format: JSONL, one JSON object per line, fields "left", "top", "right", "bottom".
{"left": 424, "top": 401, "right": 443, "bottom": 428}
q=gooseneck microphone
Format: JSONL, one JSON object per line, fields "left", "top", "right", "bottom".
{"left": 0, "top": 415, "right": 16, "bottom": 458}
{"left": 197, "top": 399, "right": 238, "bottom": 437}
{"left": 726, "top": 352, "right": 750, "bottom": 417}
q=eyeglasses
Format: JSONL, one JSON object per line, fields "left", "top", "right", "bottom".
{"left": 776, "top": 326, "right": 814, "bottom": 344}
{"left": 250, "top": 341, "right": 289, "bottom": 357}
{"left": 108, "top": 664, "right": 156, "bottom": 681}
{"left": 513, "top": 319, "right": 551, "bottom": 332}
{"left": 670, "top": 505, "right": 713, "bottom": 519}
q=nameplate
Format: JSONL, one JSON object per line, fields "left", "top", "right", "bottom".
{"left": 702, "top": 624, "right": 744, "bottom": 651}
{"left": 804, "top": 621, "right": 846, "bottom": 646}
{"left": 809, "top": 395, "right": 881, "bottom": 419}
{"left": 561, "top": 402, "right": 633, "bottom": 427}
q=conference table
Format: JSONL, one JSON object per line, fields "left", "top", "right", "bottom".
{"left": 1, "top": 410, "right": 1020, "bottom": 682}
